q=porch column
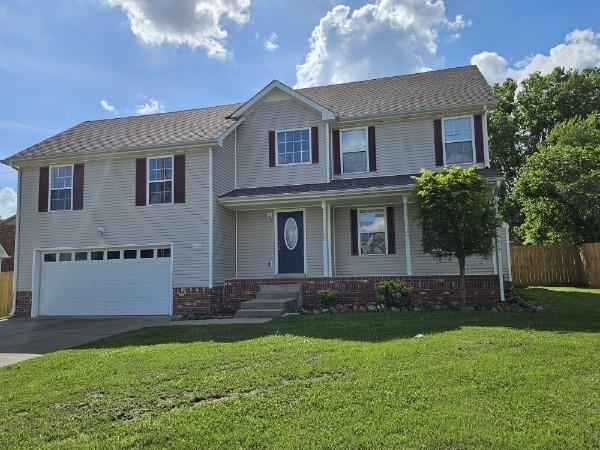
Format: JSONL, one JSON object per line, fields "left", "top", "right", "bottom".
{"left": 403, "top": 195, "right": 412, "bottom": 275}
{"left": 322, "top": 201, "right": 330, "bottom": 276}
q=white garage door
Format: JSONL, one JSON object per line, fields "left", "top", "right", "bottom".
{"left": 39, "top": 247, "right": 171, "bottom": 316}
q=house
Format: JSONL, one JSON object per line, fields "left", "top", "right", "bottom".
{"left": 0, "top": 215, "right": 15, "bottom": 272}
{"left": 2, "top": 65, "right": 512, "bottom": 318}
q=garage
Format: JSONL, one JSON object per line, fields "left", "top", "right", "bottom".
{"left": 37, "top": 246, "right": 172, "bottom": 316}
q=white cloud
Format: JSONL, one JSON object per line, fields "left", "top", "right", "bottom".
{"left": 100, "top": 99, "right": 118, "bottom": 113}
{"left": 264, "top": 32, "right": 279, "bottom": 51}
{"left": 103, "top": 0, "right": 251, "bottom": 59}
{"left": 0, "top": 187, "right": 17, "bottom": 219}
{"left": 136, "top": 98, "right": 164, "bottom": 115}
{"left": 295, "top": 0, "right": 465, "bottom": 88}
{"left": 472, "top": 28, "right": 600, "bottom": 85}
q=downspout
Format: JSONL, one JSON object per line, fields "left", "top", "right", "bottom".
{"left": 495, "top": 180, "right": 505, "bottom": 302}
{"left": 9, "top": 166, "right": 21, "bottom": 316}
{"left": 208, "top": 148, "right": 214, "bottom": 289}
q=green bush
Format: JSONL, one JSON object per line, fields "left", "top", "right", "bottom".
{"left": 318, "top": 289, "right": 338, "bottom": 307}
{"left": 375, "top": 280, "right": 412, "bottom": 307}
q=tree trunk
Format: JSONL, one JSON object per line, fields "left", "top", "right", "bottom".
{"left": 458, "top": 255, "right": 467, "bottom": 306}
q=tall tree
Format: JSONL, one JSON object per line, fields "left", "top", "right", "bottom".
{"left": 412, "top": 166, "right": 501, "bottom": 305}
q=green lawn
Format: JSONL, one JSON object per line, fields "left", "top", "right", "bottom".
{"left": 2, "top": 287, "right": 600, "bottom": 449}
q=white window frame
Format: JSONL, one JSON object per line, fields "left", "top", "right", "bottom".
{"left": 275, "top": 128, "right": 312, "bottom": 166}
{"left": 442, "top": 115, "right": 476, "bottom": 165}
{"left": 358, "top": 207, "right": 388, "bottom": 256}
{"left": 48, "top": 164, "right": 74, "bottom": 212}
{"left": 147, "top": 155, "right": 174, "bottom": 205}
{"left": 340, "top": 126, "right": 369, "bottom": 175}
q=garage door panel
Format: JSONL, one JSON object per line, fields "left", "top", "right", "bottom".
{"left": 39, "top": 249, "right": 171, "bottom": 316}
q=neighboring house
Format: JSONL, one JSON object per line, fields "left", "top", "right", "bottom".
{"left": 0, "top": 215, "right": 15, "bottom": 272}
{"left": 2, "top": 65, "right": 512, "bottom": 318}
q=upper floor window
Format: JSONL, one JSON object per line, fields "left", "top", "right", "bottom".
{"left": 341, "top": 128, "right": 368, "bottom": 174}
{"left": 148, "top": 156, "right": 173, "bottom": 205}
{"left": 50, "top": 165, "right": 73, "bottom": 211}
{"left": 443, "top": 116, "right": 474, "bottom": 164}
{"left": 359, "top": 209, "right": 387, "bottom": 255}
{"left": 277, "top": 128, "right": 311, "bottom": 165}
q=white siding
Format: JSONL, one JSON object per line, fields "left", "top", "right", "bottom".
{"left": 17, "top": 151, "right": 210, "bottom": 291}
{"left": 235, "top": 95, "right": 327, "bottom": 189}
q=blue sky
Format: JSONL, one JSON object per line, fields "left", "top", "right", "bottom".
{"left": 1, "top": 0, "right": 599, "bottom": 217}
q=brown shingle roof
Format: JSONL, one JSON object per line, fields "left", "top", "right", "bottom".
{"left": 4, "top": 66, "right": 495, "bottom": 162}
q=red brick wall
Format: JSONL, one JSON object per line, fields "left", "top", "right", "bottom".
{"left": 14, "top": 291, "right": 31, "bottom": 317}
{"left": 172, "top": 287, "right": 224, "bottom": 317}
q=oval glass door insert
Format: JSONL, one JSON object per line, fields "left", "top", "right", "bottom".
{"left": 284, "top": 218, "right": 299, "bottom": 250}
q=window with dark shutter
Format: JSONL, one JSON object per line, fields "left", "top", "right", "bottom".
{"left": 174, "top": 154, "right": 186, "bottom": 203}
{"left": 368, "top": 126, "right": 377, "bottom": 172}
{"left": 135, "top": 158, "right": 146, "bottom": 206}
{"left": 333, "top": 130, "right": 341, "bottom": 175}
{"left": 350, "top": 209, "right": 358, "bottom": 256}
{"left": 73, "top": 163, "right": 84, "bottom": 210}
{"left": 38, "top": 166, "right": 49, "bottom": 212}
{"left": 386, "top": 206, "right": 396, "bottom": 254}
{"left": 474, "top": 114, "right": 485, "bottom": 163}
{"left": 311, "top": 126, "right": 319, "bottom": 163}
{"left": 434, "top": 119, "right": 443, "bottom": 166}
{"left": 268, "top": 130, "right": 276, "bottom": 167}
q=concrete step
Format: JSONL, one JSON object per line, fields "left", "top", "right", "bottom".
{"left": 235, "top": 309, "right": 284, "bottom": 318}
{"left": 259, "top": 284, "right": 301, "bottom": 294}
{"left": 255, "top": 292, "right": 298, "bottom": 301}
{"left": 239, "top": 298, "right": 297, "bottom": 310}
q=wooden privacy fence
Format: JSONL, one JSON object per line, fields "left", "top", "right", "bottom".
{"left": 0, "top": 272, "right": 13, "bottom": 317}
{"left": 510, "top": 242, "right": 600, "bottom": 287}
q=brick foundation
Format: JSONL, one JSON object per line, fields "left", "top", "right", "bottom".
{"left": 172, "top": 286, "right": 224, "bottom": 316}
{"left": 222, "top": 275, "right": 500, "bottom": 311}
{"left": 14, "top": 291, "right": 32, "bottom": 317}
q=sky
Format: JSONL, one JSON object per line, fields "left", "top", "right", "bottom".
{"left": 1, "top": 0, "right": 600, "bottom": 218}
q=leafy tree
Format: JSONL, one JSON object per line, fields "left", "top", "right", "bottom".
{"left": 412, "top": 166, "right": 501, "bottom": 305}
{"left": 513, "top": 115, "right": 600, "bottom": 244}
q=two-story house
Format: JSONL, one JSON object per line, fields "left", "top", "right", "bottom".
{"left": 2, "top": 65, "right": 511, "bottom": 318}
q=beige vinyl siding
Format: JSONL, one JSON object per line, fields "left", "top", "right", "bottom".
{"left": 406, "top": 203, "right": 495, "bottom": 275}
{"left": 16, "top": 151, "right": 210, "bottom": 291}
{"left": 235, "top": 95, "right": 327, "bottom": 189}
{"left": 212, "top": 135, "right": 236, "bottom": 285}
{"left": 333, "top": 206, "right": 407, "bottom": 276}
{"left": 235, "top": 207, "right": 323, "bottom": 278}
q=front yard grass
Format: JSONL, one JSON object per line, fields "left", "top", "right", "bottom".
{"left": 1, "top": 287, "right": 600, "bottom": 449}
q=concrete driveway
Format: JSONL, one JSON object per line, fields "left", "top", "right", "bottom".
{"left": 0, "top": 316, "right": 170, "bottom": 368}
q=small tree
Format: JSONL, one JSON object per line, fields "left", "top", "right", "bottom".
{"left": 412, "top": 166, "right": 501, "bottom": 305}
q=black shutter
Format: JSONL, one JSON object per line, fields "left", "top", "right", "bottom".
{"left": 73, "top": 163, "right": 84, "bottom": 210}
{"left": 174, "top": 154, "right": 186, "bottom": 203}
{"left": 368, "top": 126, "right": 377, "bottom": 172}
{"left": 38, "top": 166, "right": 49, "bottom": 212}
{"left": 333, "top": 130, "right": 341, "bottom": 175}
{"left": 474, "top": 114, "right": 484, "bottom": 163}
{"left": 350, "top": 209, "right": 358, "bottom": 256}
{"left": 386, "top": 206, "right": 396, "bottom": 254}
{"left": 135, "top": 158, "right": 146, "bottom": 206}
{"left": 311, "top": 126, "right": 319, "bottom": 163}
{"left": 434, "top": 119, "right": 443, "bottom": 166}
{"left": 268, "top": 130, "right": 276, "bottom": 167}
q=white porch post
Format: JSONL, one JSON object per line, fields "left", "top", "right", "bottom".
{"left": 322, "top": 201, "right": 330, "bottom": 276}
{"left": 496, "top": 230, "right": 505, "bottom": 302}
{"left": 402, "top": 195, "right": 412, "bottom": 275}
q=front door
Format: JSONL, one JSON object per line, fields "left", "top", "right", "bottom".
{"left": 277, "top": 211, "right": 304, "bottom": 274}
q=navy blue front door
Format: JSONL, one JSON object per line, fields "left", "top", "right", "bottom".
{"left": 277, "top": 211, "right": 304, "bottom": 274}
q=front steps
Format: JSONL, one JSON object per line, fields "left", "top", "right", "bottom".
{"left": 234, "top": 284, "right": 303, "bottom": 318}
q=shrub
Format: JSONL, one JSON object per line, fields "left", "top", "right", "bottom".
{"left": 318, "top": 289, "right": 338, "bottom": 307}
{"left": 375, "top": 280, "right": 412, "bottom": 307}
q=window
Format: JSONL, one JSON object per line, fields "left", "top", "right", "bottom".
{"left": 107, "top": 250, "right": 121, "bottom": 260}
{"left": 90, "top": 251, "right": 104, "bottom": 261}
{"left": 359, "top": 209, "right": 387, "bottom": 255}
{"left": 157, "top": 248, "right": 171, "bottom": 258}
{"left": 75, "top": 252, "right": 88, "bottom": 261}
{"left": 123, "top": 249, "right": 137, "bottom": 259}
{"left": 49, "top": 165, "right": 73, "bottom": 211}
{"left": 140, "top": 249, "right": 154, "bottom": 258}
{"left": 59, "top": 252, "right": 72, "bottom": 262}
{"left": 341, "top": 128, "right": 368, "bottom": 174}
{"left": 43, "top": 253, "right": 57, "bottom": 262}
{"left": 276, "top": 129, "right": 310, "bottom": 165}
{"left": 148, "top": 156, "right": 173, "bottom": 205}
{"left": 443, "top": 117, "right": 474, "bottom": 164}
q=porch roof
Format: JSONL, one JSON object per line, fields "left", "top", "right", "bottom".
{"left": 219, "top": 167, "right": 502, "bottom": 205}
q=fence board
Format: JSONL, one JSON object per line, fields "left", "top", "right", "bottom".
{"left": 0, "top": 272, "right": 13, "bottom": 317}
{"left": 511, "top": 243, "right": 600, "bottom": 287}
